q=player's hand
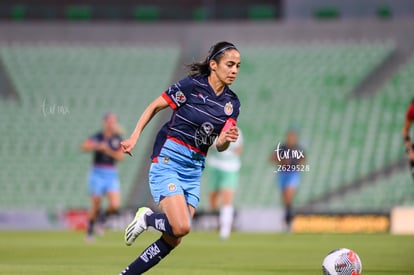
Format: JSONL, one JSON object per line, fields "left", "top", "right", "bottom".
{"left": 216, "top": 126, "right": 239, "bottom": 150}
{"left": 120, "top": 138, "right": 136, "bottom": 157}
{"left": 223, "top": 126, "right": 239, "bottom": 143}
{"left": 95, "top": 142, "right": 109, "bottom": 152}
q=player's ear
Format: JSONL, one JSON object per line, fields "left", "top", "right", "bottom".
{"left": 209, "top": 60, "right": 217, "bottom": 71}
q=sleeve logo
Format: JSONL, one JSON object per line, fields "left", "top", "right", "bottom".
{"left": 175, "top": 91, "right": 186, "bottom": 104}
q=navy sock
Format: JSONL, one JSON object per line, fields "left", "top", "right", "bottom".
{"left": 410, "top": 160, "right": 414, "bottom": 179}
{"left": 119, "top": 237, "right": 174, "bottom": 275}
{"left": 285, "top": 205, "right": 293, "bottom": 226}
{"left": 87, "top": 219, "right": 94, "bottom": 236}
{"left": 145, "top": 213, "right": 175, "bottom": 236}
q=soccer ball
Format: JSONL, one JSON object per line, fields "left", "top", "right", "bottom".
{"left": 322, "top": 248, "right": 362, "bottom": 275}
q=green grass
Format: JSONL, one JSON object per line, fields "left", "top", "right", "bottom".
{"left": 0, "top": 231, "right": 413, "bottom": 274}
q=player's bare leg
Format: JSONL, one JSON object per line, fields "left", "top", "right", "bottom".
{"left": 209, "top": 191, "right": 220, "bottom": 211}
{"left": 158, "top": 194, "right": 194, "bottom": 237}
{"left": 86, "top": 196, "right": 101, "bottom": 241}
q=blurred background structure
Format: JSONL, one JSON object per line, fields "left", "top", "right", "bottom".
{"left": 0, "top": 0, "right": 413, "bottom": 233}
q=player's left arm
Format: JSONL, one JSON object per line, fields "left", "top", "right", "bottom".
{"left": 216, "top": 127, "right": 238, "bottom": 152}
{"left": 216, "top": 99, "right": 240, "bottom": 152}
{"left": 216, "top": 126, "right": 239, "bottom": 152}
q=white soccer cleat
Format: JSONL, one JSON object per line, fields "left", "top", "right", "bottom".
{"left": 124, "top": 207, "right": 153, "bottom": 246}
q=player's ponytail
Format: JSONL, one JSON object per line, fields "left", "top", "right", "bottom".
{"left": 187, "top": 41, "right": 238, "bottom": 76}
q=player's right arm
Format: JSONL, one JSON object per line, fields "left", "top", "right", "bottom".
{"left": 121, "top": 95, "right": 169, "bottom": 156}
{"left": 270, "top": 149, "right": 279, "bottom": 165}
{"left": 80, "top": 138, "right": 96, "bottom": 152}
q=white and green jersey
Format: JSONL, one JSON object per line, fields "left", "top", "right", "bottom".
{"left": 207, "top": 130, "right": 243, "bottom": 172}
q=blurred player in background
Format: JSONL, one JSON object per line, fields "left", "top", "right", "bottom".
{"left": 270, "top": 129, "right": 305, "bottom": 231}
{"left": 81, "top": 112, "right": 124, "bottom": 241}
{"left": 206, "top": 128, "right": 243, "bottom": 240}
{"left": 402, "top": 97, "right": 414, "bottom": 178}
{"left": 119, "top": 41, "right": 241, "bottom": 274}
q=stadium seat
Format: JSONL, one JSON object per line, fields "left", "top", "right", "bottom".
{"left": 248, "top": 5, "right": 276, "bottom": 20}
{"left": 133, "top": 6, "right": 160, "bottom": 21}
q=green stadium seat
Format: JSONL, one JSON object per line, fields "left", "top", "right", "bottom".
{"left": 10, "top": 5, "right": 27, "bottom": 21}
{"left": 248, "top": 5, "right": 276, "bottom": 20}
{"left": 133, "top": 6, "right": 160, "bottom": 21}
{"left": 65, "top": 5, "right": 93, "bottom": 21}
{"left": 193, "top": 7, "right": 209, "bottom": 21}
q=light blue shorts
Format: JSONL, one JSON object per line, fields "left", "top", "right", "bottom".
{"left": 149, "top": 140, "right": 205, "bottom": 209}
{"left": 277, "top": 172, "right": 300, "bottom": 191}
{"left": 88, "top": 166, "right": 120, "bottom": 196}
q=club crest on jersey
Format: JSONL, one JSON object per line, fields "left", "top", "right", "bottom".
{"left": 224, "top": 102, "right": 233, "bottom": 116}
{"left": 175, "top": 91, "right": 186, "bottom": 104}
{"left": 111, "top": 139, "right": 120, "bottom": 149}
{"left": 168, "top": 183, "right": 176, "bottom": 192}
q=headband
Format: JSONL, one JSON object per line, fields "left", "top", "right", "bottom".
{"left": 209, "top": 45, "right": 237, "bottom": 62}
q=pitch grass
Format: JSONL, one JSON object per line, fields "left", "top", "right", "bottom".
{"left": 0, "top": 231, "right": 413, "bottom": 275}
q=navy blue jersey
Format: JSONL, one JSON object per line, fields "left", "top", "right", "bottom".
{"left": 89, "top": 132, "right": 123, "bottom": 167}
{"left": 151, "top": 74, "right": 240, "bottom": 161}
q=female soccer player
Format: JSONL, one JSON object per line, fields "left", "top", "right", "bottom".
{"left": 206, "top": 128, "right": 243, "bottom": 240}
{"left": 119, "top": 41, "right": 241, "bottom": 274}
{"left": 81, "top": 112, "right": 124, "bottom": 241}
{"left": 270, "top": 129, "right": 305, "bottom": 232}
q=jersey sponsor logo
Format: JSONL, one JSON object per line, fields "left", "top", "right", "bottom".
{"left": 175, "top": 91, "right": 186, "bottom": 104}
{"left": 198, "top": 93, "right": 208, "bottom": 103}
{"left": 139, "top": 243, "right": 161, "bottom": 263}
{"left": 194, "top": 122, "right": 217, "bottom": 147}
{"left": 168, "top": 183, "right": 176, "bottom": 192}
{"left": 224, "top": 102, "right": 233, "bottom": 116}
{"left": 200, "top": 122, "right": 214, "bottom": 136}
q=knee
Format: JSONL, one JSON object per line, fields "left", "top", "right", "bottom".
{"left": 162, "top": 234, "right": 182, "bottom": 248}
{"left": 172, "top": 222, "right": 191, "bottom": 238}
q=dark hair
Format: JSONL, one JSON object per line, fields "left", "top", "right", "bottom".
{"left": 187, "top": 41, "right": 238, "bottom": 76}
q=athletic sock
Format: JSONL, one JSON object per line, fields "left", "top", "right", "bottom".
{"left": 219, "top": 205, "right": 234, "bottom": 240}
{"left": 410, "top": 160, "right": 414, "bottom": 179}
{"left": 285, "top": 204, "right": 293, "bottom": 227}
{"left": 119, "top": 237, "right": 174, "bottom": 275}
{"left": 87, "top": 219, "right": 95, "bottom": 236}
{"left": 145, "top": 213, "right": 175, "bottom": 236}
